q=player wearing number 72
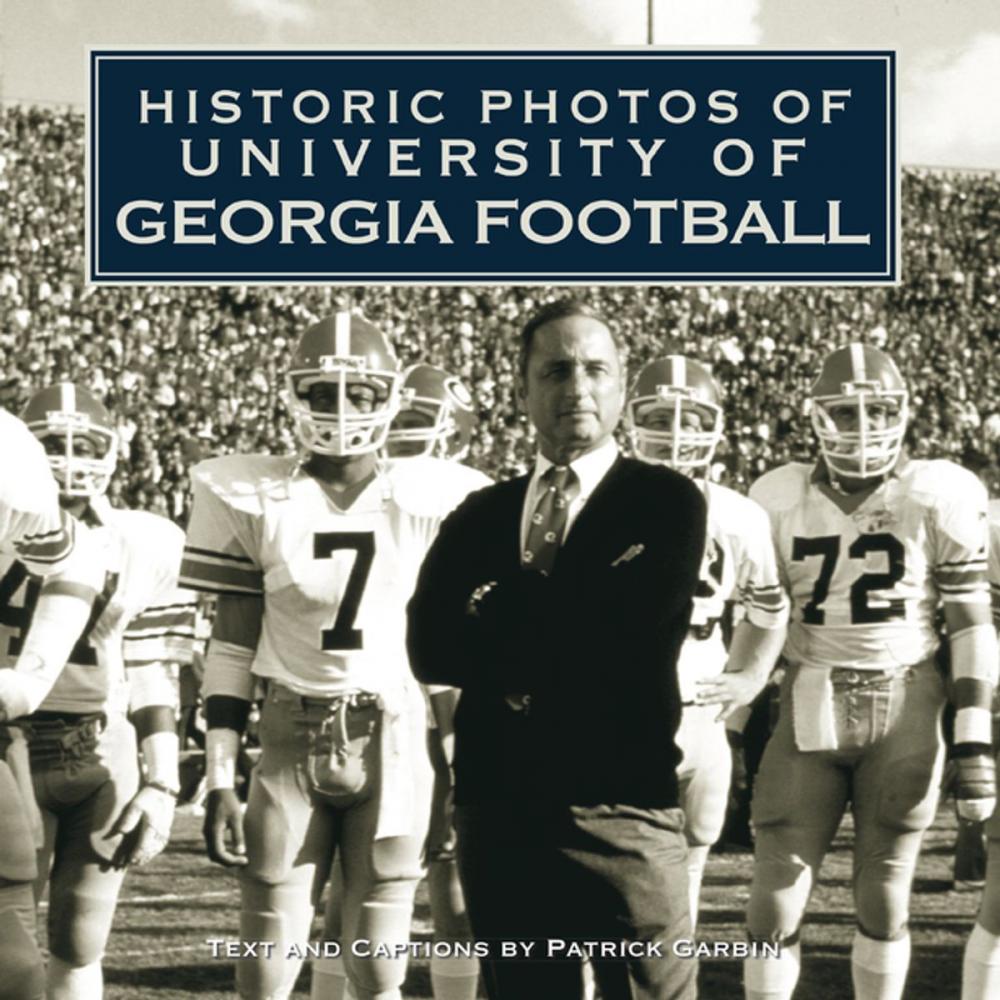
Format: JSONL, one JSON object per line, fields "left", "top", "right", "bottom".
{"left": 180, "top": 313, "right": 483, "bottom": 1000}
{"left": 742, "top": 343, "right": 998, "bottom": 1000}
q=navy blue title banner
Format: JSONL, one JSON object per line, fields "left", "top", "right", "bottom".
{"left": 89, "top": 50, "right": 896, "bottom": 285}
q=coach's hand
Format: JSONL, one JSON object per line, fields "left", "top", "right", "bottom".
{"left": 953, "top": 750, "right": 997, "bottom": 823}
{"left": 110, "top": 785, "right": 177, "bottom": 868}
{"left": 204, "top": 788, "right": 249, "bottom": 867}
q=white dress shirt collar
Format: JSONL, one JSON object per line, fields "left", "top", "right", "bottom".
{"left": 521, "top": 437, "right": 619, "bottom": 550}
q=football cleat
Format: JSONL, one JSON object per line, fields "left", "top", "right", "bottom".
{"left": 809, "top": 343, "right": 908, "bottom": 480}
{"left": 386, "top": 363, "right": 476, "bottom": 461}
{"left": 286, "top": 312, "right": 402, "bottom": 456}
{"left": 626, "top": 356, "right": 724, "bottom": 472}
{"left": 21, "top": 382, "right": 117, "bottom": 498}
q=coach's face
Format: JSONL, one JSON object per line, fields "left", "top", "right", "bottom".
{"left": 522, "top": 316, "right": 625, "bottom": 464}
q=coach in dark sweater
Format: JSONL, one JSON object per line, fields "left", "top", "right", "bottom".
{"left": 407, "top": 300, "right": 706, "bottom": 1000}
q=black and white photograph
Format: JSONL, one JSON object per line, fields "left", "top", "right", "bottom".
{"left": 1, "top": 2, "right": 999, "bottom": 999}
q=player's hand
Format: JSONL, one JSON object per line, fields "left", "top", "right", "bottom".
{"left": 204, "top": 788, "right": 248, "bottom": 867}
{"left": 954, "top": 752, "right": 997, "bottom": 823}
{"left": 109, "top": 785, "right": 176, "bottom": 868}
{"left": 696, "top": 671, "right": 768, "bottom": 723}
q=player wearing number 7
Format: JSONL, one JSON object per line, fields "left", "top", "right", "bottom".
{"left": 743, "top": 343, "right": 997, "bottom": 1000}
{"left": 181, "top": 313, "right": 481, "bottom": 1000}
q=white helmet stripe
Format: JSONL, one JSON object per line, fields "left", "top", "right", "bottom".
{"left": 850, "top": 342, "right": 866, "bottom": 382}
{"left": 335, "top": 311, "right": 351, "bottom": 356}
{"left": 670, "top": 355, "right": 686, "bottom": 387}
{"left": 60, "top": 382, "right": 76, "bottom": 413}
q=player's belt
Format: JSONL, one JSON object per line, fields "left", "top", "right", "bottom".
{"left": 265, "top": 680, "right": 383, "bottom": 713}
{"left": 828, "top": 665, "right": 911, "bottom": 688}
{"left": 20, "top": 710, "right": 107, "bottom": 765}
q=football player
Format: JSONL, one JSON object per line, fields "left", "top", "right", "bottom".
{"left": 388, "top": 363, "right": 488, "bottom": 1000}
{"left": 962, "top": 494, "right": 1000, "bottom": 999}
{"left": 385, "top": 363, "right": 476, "bottom": 463}
{"left": 0, "top": 408, "right": 104, "bottom": 1000}
{"left": 182, "top": 314, "right": 485, "bottom": 1000}
{"left": 2, "top": 383, "right": 195, "bottom": 1000}
{"left": 625, "top": 356, "right": 789, "bottom": 928}
{"left": 744, "top": 344, "right": 997, "bottom": 1000}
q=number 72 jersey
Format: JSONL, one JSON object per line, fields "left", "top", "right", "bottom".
{"left": 749, "top": 459, "right": 991, "bottom": 672}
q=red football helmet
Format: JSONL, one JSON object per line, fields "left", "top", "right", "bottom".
{"left": 626, "top": 356, "right": 724, "bottom": 472}
{"left": 21, "top": 383, "right": 118, "bottom": 497}
{"left": 386, "top": 364, "right": 476, "bottom": 461}
{"left": 810, "top": 343, "right": 908, "bottom": 479}
{"left": 286, "top": 312, "right": 402, "bottom": 456}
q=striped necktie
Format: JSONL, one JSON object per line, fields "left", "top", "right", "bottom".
{"left": 522, "top": 465, "right": 580, "bottom": 576}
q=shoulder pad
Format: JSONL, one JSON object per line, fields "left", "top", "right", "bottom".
{"left": 707, "top": 480, "right": 770, "bottom": 522}
{"left": 989, "top": 498, "right": 1000, "bottom": 528}
{"left": 901, "top": 459, "right": 987, "bottom": 505}
{"left": 190, "top": 454, "right": 297, "bottom": 514}
{"left": 0, "top": 410, "right": 58, "bottom": 515}
{"left": 387, "top": 456, "right": 493, "bottom": 518}
{"left": 749, "top": 464, "right": 811, "bottom": 513}
{"left": 105, "top": 508, "right": 185, "bottom": 565}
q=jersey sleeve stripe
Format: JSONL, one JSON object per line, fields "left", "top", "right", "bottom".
{"left": 183, "top": 544, "right": 257, "bottom": 566}
{"left": 937, "top": 556, "right": 989, "bottom": 569}
{"left": 14, "top": 530, "right": 74, "bottom": 564}
{"left": 126, "top": 608, "right": 197, "bottom": 631}
{"left": 938, "top": 580, "right": 989, "bottom": 593}
{"left": 179, "top": 554, "right": 264, "bottom": 596}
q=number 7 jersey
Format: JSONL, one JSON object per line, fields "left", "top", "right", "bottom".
{"left": 179, "top": 454, "right": 491, "bottom": 699}
{"left": 749, "top": 459, "right": 991, "bottom": 671}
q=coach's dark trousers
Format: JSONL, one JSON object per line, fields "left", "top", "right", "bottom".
{"left": 455, "top": 802, "right": 696, "bottom": 1000}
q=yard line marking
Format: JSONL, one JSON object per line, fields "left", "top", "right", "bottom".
{"left": 108, "top": 943, "right": 208, "bottom": 960}
{"left": 39, "top": 889, "right": 234, "bottom": 910}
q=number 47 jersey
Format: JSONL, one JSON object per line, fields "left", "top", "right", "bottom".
{"left": 749, "top": 459, "right": 991, "bottom": 672}
{"left": 180, "top": 454, "right": 490, "bottom": 699}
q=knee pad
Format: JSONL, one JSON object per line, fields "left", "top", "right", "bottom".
{"left": 237, "top": 877, "right": 314, "bottom": 1000}
{"left": 427, "top": 858, "right": 470, "bottom": 941}
{"left": 746, "top": 855, "right": 811, "bottom": 943}
{"left": 47, "top": 867, "right": 125, "bottom": 967}
{"left": 0, "top": 902, "right": 45, "bottom": 1000}
{"left": 346, "top": 879, "right": 419, "bottom": 998}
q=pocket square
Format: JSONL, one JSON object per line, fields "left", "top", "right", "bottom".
{"left": 611, "top": 543, "right": 645, "bottom": 567}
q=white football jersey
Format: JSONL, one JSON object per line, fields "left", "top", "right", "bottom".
{"left": 0, "top": 409, "right": 75, "bottom": 573}
{"left": 676, "top": 480, "right": 788, "bottom": 700}
{"left": 180, "top": 454, "right": 491, "bottom": 699}
{"left": 989, "top": 498, "right": 1000, "bottom": 631}
{"left": 750, "top": 460, "right": 990, "bottom": 672}
{"left": 0, "top": 498, "right": 195, "bottom": 715}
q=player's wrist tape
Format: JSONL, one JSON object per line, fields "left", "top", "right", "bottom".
{"left": 203, "top": 639, "right": 256, "bottom": 701}
{"left": 0, "top": 670, "right": 39, "bottom": 721}
{"left": 950, "top": 623, "right": 1000, "bottom": 685}
{"left": 141, "top": 730, "right": 180, "bottom": 790}
{"left": 954, "top": 707, "right": 994, "bottom": 747}
{"left": 144, "top": 780, "right": 180, "bottom": 799}
{"left": 205, "top": 728, "right": 241, "bottom": 791}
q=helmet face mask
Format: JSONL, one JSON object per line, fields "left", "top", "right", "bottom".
{"left": 22, "top": 384, "right": 117, "bottom": 499}
{"left": 386, "top": 365, "right": 475, "bottom": 462}
{"left": 626, "top": 357, "right": 724, "bottom": 473}
{"left": 285, "top": 313, "right": 402, "bottom": 457}
{"left": 809, "top": 344, "right": 908, "bottom": 480}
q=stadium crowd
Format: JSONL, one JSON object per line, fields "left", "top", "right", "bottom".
{"left": 1, "top": 104, "right": 998, "bottom": 520}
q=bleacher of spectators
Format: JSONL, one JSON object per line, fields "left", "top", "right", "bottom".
{"left": 1, "top": 104, "right": 998, "bottom": 519}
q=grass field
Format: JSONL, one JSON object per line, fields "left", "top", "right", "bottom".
{"left": 68, "top": 806, "right": 982, "bottom": 999}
